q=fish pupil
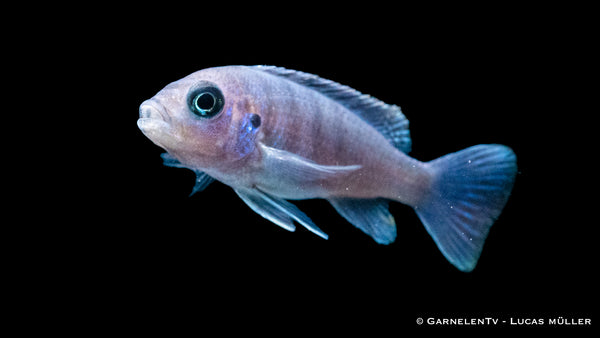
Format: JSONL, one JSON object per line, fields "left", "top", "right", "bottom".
{"left": 194, "top": 92, "right": 216, "bottom": 113}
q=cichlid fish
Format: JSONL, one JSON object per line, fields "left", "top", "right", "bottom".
{"left": 138, "top": 66, "right": 517, "bottom": 272}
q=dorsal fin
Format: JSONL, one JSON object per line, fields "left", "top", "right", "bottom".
{"left": 253, "top": 65, "right": 411, "bottom": 153}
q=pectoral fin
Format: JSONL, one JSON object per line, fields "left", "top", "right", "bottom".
{"left": 260, "top": 144, "right": 361, "bottom": 183}
{"left": 161, "top": 152, "right": 187, "bottom": 168}
{"left": 235, "top": 188, "right": 328, "bottom": 239}
{"left": 161, "top": 153, "right": 214, "bottom": 196}
{"left": 329, "top": 198, "right": 397, "bottom": 244}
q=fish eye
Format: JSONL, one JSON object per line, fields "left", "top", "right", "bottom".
{"left": 187, "top": 84, "right": 224, "bottom": 118}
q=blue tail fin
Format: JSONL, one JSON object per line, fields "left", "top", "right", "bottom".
{"left": 415, "top": 145, "right": 517, "bottom": 272}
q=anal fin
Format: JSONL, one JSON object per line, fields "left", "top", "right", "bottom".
{"left": 329, "top": 198, "right": 397, "bottom": 244}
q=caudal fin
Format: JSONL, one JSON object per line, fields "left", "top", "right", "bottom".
{"left": 415, "top": 145, "right": 517, "bottom": 272}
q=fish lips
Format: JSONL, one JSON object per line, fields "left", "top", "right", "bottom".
{"left": 138, "top": 99, "right": 171, "bottom": 122}
{"left": 137, "top": 100, "right": 178, "bottom": 148}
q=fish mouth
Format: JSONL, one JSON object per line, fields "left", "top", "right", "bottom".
{"left": 138, "top": 99, "right": 171, "bottom": 123}
{"left": 137, "top": 99, "right": 175, "bottom": 145}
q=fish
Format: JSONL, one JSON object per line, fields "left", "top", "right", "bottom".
{"left": 137, "top": 65, "right": 517, "bottom": 272}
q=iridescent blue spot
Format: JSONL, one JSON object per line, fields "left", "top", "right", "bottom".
{"left": 235, "top": 113, "right": 261, "bottom": 158}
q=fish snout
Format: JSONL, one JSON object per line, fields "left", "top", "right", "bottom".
{"left": 137, "top": 99, "right": 174, "bottom": 139}
{"left": 139, "top": 99, "right": 170, "bottom": 123}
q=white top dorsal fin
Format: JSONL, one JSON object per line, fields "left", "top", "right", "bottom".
{"left": 253, "top": 65, "right": 412, "bottom": 153}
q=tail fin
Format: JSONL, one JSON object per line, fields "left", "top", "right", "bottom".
{"left": 415, "top": 145, "right": 517, "bottom": 272}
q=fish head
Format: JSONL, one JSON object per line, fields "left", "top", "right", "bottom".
{"left": 138, "top": 67, "right": 262, "bottom": 171}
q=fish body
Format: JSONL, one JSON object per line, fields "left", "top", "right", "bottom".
{"left": 138, "top": 66, "right": 517, "bottom": 272}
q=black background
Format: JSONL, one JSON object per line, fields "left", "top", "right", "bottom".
{"left": 32, "top": 5, "right": 594, "bottom": 334}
